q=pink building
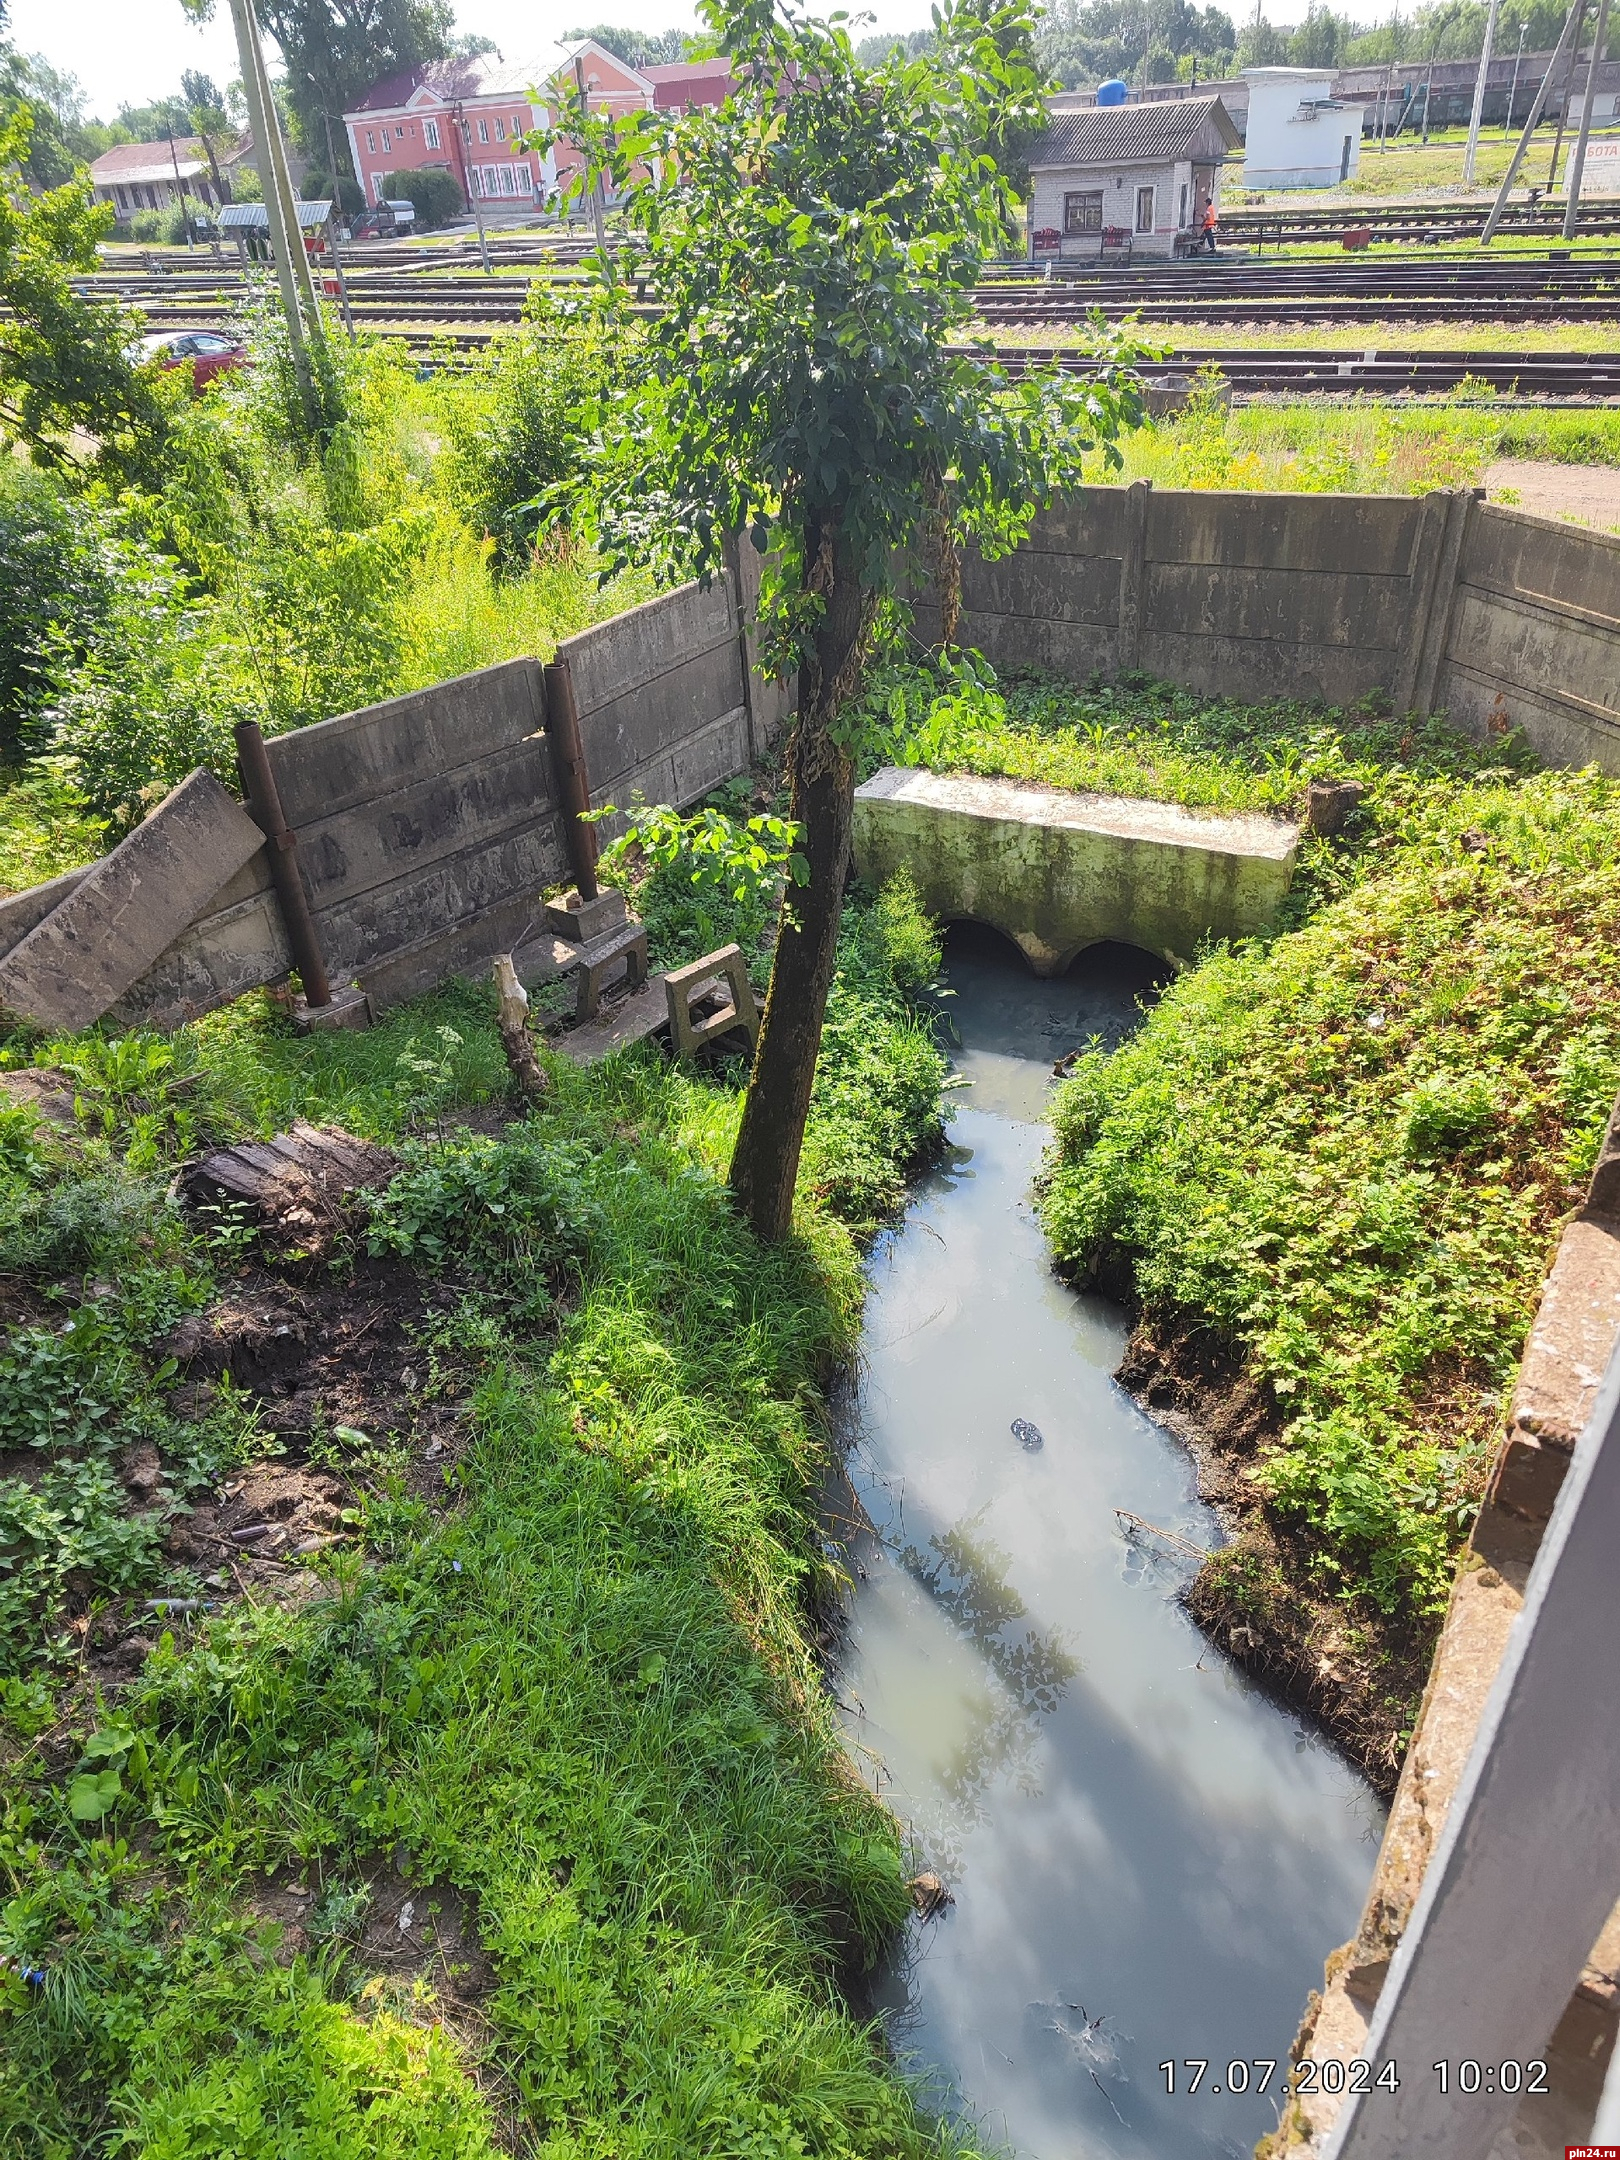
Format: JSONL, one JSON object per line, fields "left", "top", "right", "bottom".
{"left": 345, "top": 42, "right": 733, "bottom": 212}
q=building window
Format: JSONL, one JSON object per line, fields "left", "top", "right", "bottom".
{"left": 1063, "top": 189, "right": 1103, "bottom": 234}
{"left": 366, "top": 130, "right": 375, "bottom": 153}
{"left": 478, "top": 117, "right": 489, "bottom": 142}
{"left": 424, "top": 118, "right": 440, "bottom": 148}
{"left": 513, "top": 114, "right": 526, "bottom": 136}
{"left": 494, "top": 116, "right": 506, "bottom": 138}
{"left": 1179, "top": 181, "right": 1188, "bottom": 228}
{"left": 381, "top": 126, "right": 392, "bottom": 150}
{"left": 1135, "top": 183, "right": 1156, "bottom": 234}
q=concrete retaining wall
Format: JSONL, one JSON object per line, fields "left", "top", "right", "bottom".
{"left": 852, "top": 765, "right": 1298, "bottom": 973}
{"left": 955, "top": 485, "right": 1620, "bottom": 774}
{"left": 0, "top": 554, "right": 782, "bottom": 1032}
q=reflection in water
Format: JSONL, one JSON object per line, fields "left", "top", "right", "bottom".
{"left": 835, "top": 926, "right": 1382, "bottom": 2160}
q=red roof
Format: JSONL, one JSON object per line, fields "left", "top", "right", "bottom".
{"left": 644, "top": 58, "right": 735, "bottom": 107}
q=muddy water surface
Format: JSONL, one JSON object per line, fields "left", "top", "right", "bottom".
{"left": 834, "top": 927, "right": 1383, "bottom": 2160}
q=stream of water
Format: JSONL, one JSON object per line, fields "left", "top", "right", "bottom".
{"left": 833, "top": 926, "right": 1384, "bottom": 2160}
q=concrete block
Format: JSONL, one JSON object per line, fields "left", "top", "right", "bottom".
{"left": 664, "top": 943, "right": 759, "bottom": 1057}
{"left": 572, "top": 916, "right": 648, "bottom": 1022}
{"left": 0, "top": 768, "right": 265, "bottom": 1034}
{"left": 291, "top": 979, "right": 372, "bottom": 1033}
{"left": 545, "top": 887, "right": 626, "bottom": 942}
{"left": 1147, "top": 487, "right": 1420, "bottom": 576}
{"left": 852, "top": 766, "right": 1298, "bottom": 974}
{"left": 1486, "top": 1215, "right": 1620, "bottom": 1528}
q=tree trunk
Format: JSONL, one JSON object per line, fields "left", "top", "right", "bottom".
{"left": 729, "top": 512, "right": 868, "bottom": 1241}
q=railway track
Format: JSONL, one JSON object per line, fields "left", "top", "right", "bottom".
{"left": 990, "top": 344, "right": 1620, "bottom": 397}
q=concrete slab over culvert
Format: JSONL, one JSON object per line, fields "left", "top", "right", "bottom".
{"left": 851, "top": 766, "right": 1300, "bottom": 974}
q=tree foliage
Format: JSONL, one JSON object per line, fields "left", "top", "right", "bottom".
{"left": 1038, "top": 0, "right": 1238, "bottom": 89}
{"left": 0, "top": 109, "right": 168, "bottom": 480}
{"left": 181, "top": 0, "right": 454, "bottom": 180}
{"left": 555, "top": 0, "right": 1145, "bottom": 1237}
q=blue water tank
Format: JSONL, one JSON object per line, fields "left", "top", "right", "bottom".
{"left": 1097, "top": 78, "right": 1129, "bottom": 105}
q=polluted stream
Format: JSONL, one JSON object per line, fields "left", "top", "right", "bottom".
{"left": 832, "top": 925, "right": 1383, "bottom": 2160}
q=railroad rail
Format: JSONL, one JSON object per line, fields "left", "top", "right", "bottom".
{"left": 989, "top": 343, "right": 1620, "bottom": 397}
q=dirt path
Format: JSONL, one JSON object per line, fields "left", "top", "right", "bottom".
{"left": 1485, "top": 458, "right": 1620, "bottom": 533}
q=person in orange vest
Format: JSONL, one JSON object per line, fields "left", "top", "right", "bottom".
{"left": 1201, "top": 198, "right": 1218, "bottom": 254}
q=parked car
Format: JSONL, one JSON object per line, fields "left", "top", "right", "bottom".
{"left": 140, "top": 329, "right": 247, "bottom": 388}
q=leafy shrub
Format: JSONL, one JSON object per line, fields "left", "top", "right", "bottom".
{"left": 0, "top": 465, "right": 117, "bottom": 765}
{"left": 0, "top": 756, "right": 105, "bottom": 893}
{"left": 363, "top": 1131, "right": 599, "bottom": 1304}
{"left": 1040, "top": 766, "right": 1620, "bottom": 1618}
{"left": 875, "top": 864, "right": 943, "bottom": 992}
{"left": 380, "top": 165, "right": 465, "bottom": 228}
{"left": 597, "top": 796, "right": 805, "bottom": 967}
{"left": 435, "top": 297, "right": 619, "bottom": 566}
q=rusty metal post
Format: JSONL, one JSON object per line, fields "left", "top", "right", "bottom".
{"left": 234, "top": 719, "right": 332, "bottom": 1007}
{"left": 542, "top": 658, "right": 599, "bottom": 903}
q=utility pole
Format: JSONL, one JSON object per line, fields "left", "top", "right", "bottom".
{"left": 1463, "top": 0, "right": 1500, "bottom": 182}
{"left": 448, "top": 97, "right": 493, "bottom": 274}
{"left": 1545, "top": 0, "right": 1588, "bottom": 192}
{"left": 1563, "top": 0, "right": 1613, "bottom": 234}
{"left": 226, "top": 0, "right": 319, "bottom": 414}
{"left": 1420, "top": 6, "right": 1457, "bottom": 144}
{"left": 166, "top": 124, "right": 192, "bottom": 248}
{"left": 1504, "top": 21, "right": 1527, "bottom": 132}
{"left": 320, "top": 111, "right": 357, "bottom": 339}
{"left": 1482, "top": 0, "right": 1585, "bottom": 238}
{"left": 573, "top": 54, "right": 609, "bottom": 255}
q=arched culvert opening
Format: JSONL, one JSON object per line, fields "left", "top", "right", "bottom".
{"left": 940, "top": 918, "right": 1036, "bottom": 975}
{"left": 933, "top": 925, "right": 1166, "bottom": 1073}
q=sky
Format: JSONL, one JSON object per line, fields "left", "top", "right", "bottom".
{"left": 24, "top": 0, "right": 1314, "bottom": 124}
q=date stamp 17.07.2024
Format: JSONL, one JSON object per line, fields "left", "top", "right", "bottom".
{"left": 1157, "top": 2058, "right": 1552, "bottom": 2100}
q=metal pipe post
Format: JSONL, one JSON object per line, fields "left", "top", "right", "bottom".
{"left": 542, "top": 659, "right": 600, "bottom": 902}
{"left": 234, "top": 720, "right": 332, "bottom": 1007}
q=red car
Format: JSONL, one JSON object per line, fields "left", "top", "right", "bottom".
{"left": 140, "top": 329, "right": 247, "bottom": 388}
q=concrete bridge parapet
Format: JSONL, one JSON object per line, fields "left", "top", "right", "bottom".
{"left": 851, "top": 766, "right": 1300, "bottom": 974}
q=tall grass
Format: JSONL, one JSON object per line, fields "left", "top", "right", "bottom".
{"left": 0, "top": 883, "right": 967, "bottom": 2156}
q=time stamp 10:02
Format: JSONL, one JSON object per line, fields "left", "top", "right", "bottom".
{"left": 1159, "top": 2059, "right": 1550, "bottom": 2098}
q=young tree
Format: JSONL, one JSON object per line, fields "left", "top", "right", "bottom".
{"left": 559, "top": 0, "right": 1144, "bottom": 1241}
{"left": 0, "top": 108, "right": 167, "bottom": 478}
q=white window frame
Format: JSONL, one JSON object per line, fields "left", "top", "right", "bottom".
{"left": 478, "top": 117, "right": 489, "bottom": 142}
{"left": 365, "top": 130, "right": 375, "bottom": 153}
{"left": 424, "top": 117, "right": 440, "bottom": 149}
{"left": 1135, "top": 183, "right": 1156, "bottom": 234}
{"left": 380, "top": 125, "right": 391, "bottom": 151}
{"left": 495, "top": 116, "right": 506, "bottom": 139}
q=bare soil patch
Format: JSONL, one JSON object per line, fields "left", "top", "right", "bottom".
{"left": 1485, "top": 458, "right": 1620, "bottom": 533}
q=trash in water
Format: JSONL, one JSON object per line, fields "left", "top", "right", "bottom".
{"left": 1011, "top": 1418, "right": 1044, "bottom": 1451}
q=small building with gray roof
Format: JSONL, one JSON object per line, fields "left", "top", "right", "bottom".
{"left": 1026, "top": 95, "right": 1241, "bottom": 261}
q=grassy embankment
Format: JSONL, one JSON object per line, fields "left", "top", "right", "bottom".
{"left": 870, "top": 658, "right": 1620, "bottom": 1779}
{"left": 1098, "top": 390, "right": 1620, "bottom": 494}
{"left": 0, "top": 836, "right": 983, "bottom": 2153}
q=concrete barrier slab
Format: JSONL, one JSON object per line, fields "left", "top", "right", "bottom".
{"left": 852, "top": 766, "right": 1299, "bottom": 974}
{"left": 0, "top": 769, "right": 265, "bottom": 1034}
